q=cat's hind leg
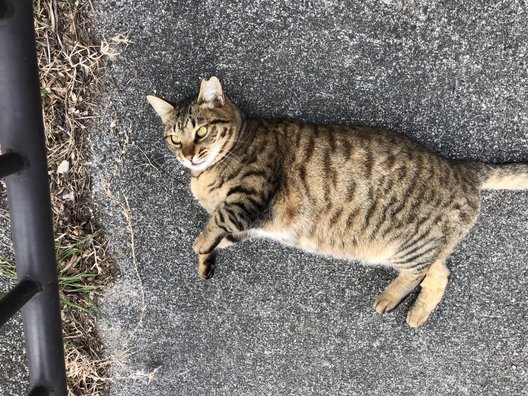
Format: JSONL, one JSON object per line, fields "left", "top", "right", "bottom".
{"left": 406, "top": 256, "right": 451, "bottom": 328}
{"left": 374, "top": 231, "right": 454, "bottom": 324}
{"left": 374, "top": 234, "right": 443, "bottom": 316}
{"left": 374, "top": 270, "right": 426, "bottom": 314}
{"left": 404, "top": 236, "right": 462, "bottom": 327}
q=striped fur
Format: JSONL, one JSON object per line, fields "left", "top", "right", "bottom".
{"left": 147, "top": 77, "right": 528, "bottom": 327}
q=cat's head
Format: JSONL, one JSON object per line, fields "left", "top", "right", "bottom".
{"left": 147, "top": 76, "right": 244, "bottom": 172}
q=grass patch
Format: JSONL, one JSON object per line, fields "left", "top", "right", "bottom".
{"left": 0, "top": 236, "right": 104, "bottom": 318}
{"left": 29, "top": 0, "right": 117, "bottom": 394}
{"left": 1, "top": 0, "right": 125, "bottom": 393}
{"left": 56, "top": 235, "right": 106, "bottom": 318}
{"left": 0, "top": 235, "right": 112, "bottom": 395}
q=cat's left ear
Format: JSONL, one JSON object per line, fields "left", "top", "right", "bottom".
{"left": 197, "top": 76, "right": 225, "bottom": 108}
{"left": 146, "top": 95, "right": 174, "bottom": 124}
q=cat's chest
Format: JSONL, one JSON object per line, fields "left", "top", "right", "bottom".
{"left": 190, "top": 172, "right": 230, "bottom": 213}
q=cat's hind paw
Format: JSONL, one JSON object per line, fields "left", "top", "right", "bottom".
{"left": 406, "top": 303, "right": 431, "bottom": 328}
{"left": 374, "top": 294, "right": 400, "bottom": 314}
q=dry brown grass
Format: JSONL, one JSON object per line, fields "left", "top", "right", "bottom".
{"left": 34, "top": 0, "right": 114, "bottom": 394}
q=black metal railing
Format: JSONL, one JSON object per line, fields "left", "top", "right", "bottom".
{"left": 0, "top": 0, "right": 67, "bottom": 395}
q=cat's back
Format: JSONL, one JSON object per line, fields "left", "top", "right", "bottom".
{"left": 252, "top": 119, "right": 433, "bottom": 174}
{"left": 268, "top": 119, "right": 459, "bottom": 200}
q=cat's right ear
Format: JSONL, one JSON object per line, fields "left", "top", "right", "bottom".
{"left": 197, "top": 76, "right": 225, "bottom": 108}
{"left": 146, "top": 95, "right": 174, "bottom": 124}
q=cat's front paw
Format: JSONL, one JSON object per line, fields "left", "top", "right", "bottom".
{"left": 193, "top": 233, "right": 209, "bottom": 254}
{"left": 198, "top": 253, "right": 216, "bottom": 279}
{"left": 193, "top": 231, "right": 221, "bottom": 255}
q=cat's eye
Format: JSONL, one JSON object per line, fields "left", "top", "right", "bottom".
{"left": 170, "top": 135, "right": 181, "bottom": 145}
{"left": 196, "top": 126, "right": 208, "bottom": 138}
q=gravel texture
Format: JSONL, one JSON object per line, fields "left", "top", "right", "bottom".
{"left": 91, "top": 1, "right": 528, "bottom": 395}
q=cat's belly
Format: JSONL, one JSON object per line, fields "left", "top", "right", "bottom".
{"left": 250, "top": 228, "right": 297, "bottom": 246}
{"left": 250, "top": 227, "right": 396, "bottom": 265}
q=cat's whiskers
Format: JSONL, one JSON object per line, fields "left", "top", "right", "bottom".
{"left": 138, "top": 150, "right": 186, "bottom": 182}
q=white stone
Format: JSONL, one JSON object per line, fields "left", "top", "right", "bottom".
{"left": 57, "top": 160, "right": 70, "bottom": 174}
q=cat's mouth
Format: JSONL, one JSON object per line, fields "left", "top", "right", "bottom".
{"left": 182, "top": 147, "right": 221, "bottom": 171}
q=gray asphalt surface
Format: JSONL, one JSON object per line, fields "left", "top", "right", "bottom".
{"left": 74, "top": 0, "right": 528, "bottom": 395}
{"left": 1, "top": 1, "right": 527, "bottom": 396}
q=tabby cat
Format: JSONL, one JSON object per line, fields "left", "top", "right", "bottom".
{"left": 147, "top": 77, "right": 528, "bottom": 327}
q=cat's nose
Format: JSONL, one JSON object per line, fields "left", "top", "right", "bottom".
{"left": 182, "top": 144, "right": 195, "bottom": 162}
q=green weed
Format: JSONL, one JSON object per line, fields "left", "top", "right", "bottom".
{"left": 0, "top": 235, "right": 104, "bottom": 318}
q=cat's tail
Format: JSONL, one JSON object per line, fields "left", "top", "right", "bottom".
{"left": 479, "top": 163, "right": 528, "bottom": 190}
